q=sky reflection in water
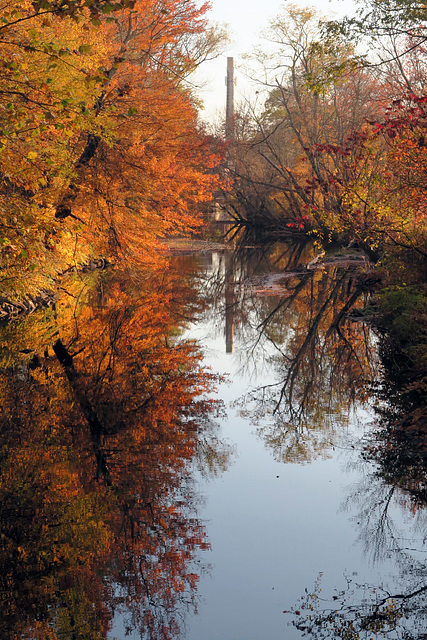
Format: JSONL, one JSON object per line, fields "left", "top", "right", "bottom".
{"left": 180, "top": 248, "right": 426, "bottom": 640}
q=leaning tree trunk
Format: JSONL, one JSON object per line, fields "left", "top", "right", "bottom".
{"left": 55, "top": 133, "right": 101, "bottom": 220}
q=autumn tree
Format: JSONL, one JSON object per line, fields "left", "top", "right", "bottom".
{"left": 225, "top": 5, "right": 381, "bottom": 243}
{"left": 224, "top": 2, "right": 427, "bottom": 268}
{"left": 297, "top": 90, "right": 427, "bottom": 259}
{"left": 327, "top": 0, "right": 427, "bottom": 47}
{"left": 305, "top": 0, "right": 427, "bottom": 258}
{"left": 0, "top": 0, "right": 226, "bottom": 298}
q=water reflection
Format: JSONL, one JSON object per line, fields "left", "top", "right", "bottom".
{"left": 191, "top": 242, "right": 427, "bottom": 638}
{"left": 199, "top": 242, "right": 378, "bottom": 463}
{"left": 2, "top": 241, "right": 425, "bottom": 640}
{"left": 287, "top": 292, "right": 427, "bottom": 639}
{"left": 186, "top": 243, "right": 427, "bottom": 639}
{"left": 0, "top": 261, "right": 231, "bottom": 639}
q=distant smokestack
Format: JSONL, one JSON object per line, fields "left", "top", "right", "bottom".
{"left": 225, "top": 57, "right": 235, "bottom": 139}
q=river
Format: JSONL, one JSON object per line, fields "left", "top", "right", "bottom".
{"left": 0, "top": 241, "right": 426, "bottom": 640}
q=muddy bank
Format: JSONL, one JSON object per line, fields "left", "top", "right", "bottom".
{"left": 160, "top": 238, "right": 227, "bottom": 255}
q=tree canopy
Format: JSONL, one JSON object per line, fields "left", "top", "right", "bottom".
{"left": 0, "top": 0, "right": 226, "bottom": 298}
{"left": 226, "top": 3, "right": 427, "bottom": 265}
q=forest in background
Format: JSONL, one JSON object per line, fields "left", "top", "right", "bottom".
{"left": 228, "top": 0, "right": 427, "bottom": 265}
{"left": 223, "top": 0, "right": 427, "bottom": 403}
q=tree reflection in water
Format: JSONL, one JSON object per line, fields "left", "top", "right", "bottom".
{"left": 195, "top": 240, "right": 427, "bottom": 638}
{"left": 3, "top": 240, "right": 425, "bottom": 640}
{"left": 287, "top": 287, "right": 427, "bottom": 639}
{"left": 201, "top": 240, "right": 379, "bottom": 463}
{"left": 0, "top": 260, "right": 232, "bottom": 640}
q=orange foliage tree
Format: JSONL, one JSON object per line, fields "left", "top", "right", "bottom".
{"left": 0, "top": 0, "right": 226, "bottom": 297}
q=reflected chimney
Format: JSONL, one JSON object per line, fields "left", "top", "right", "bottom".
{"left": 225, "top": 252, "right": 234, "bottom": 353}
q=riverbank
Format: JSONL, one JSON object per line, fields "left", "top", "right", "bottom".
{"left": 160, "top": 237, "right": 227, "bottom": 255}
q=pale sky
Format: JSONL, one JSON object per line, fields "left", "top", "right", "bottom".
{"left": 195, "top": 0, "right": 356, "bottom": 122}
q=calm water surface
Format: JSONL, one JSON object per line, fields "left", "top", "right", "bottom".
{"left": 180, "top": 249, "right": 423, "bottom": 640}
{"left": 1, "top": 243, "right": 426, "bottom": 640}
